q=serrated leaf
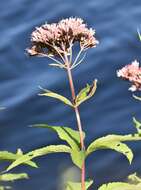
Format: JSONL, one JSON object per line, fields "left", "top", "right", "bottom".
{"left": 6, "top": 145, "right": 71, "bottom": 171}
{"left": 39, "top": 87, "right": 73, "bottom": 107}
{"left": 75, "top": 80, "right": 97, "bottom": 107}
{"left": 0, "top": 173, "right": 28, "bottom": 181}
{"left": 66, "top": 179, "right": 93, "bottom": 190}
{"left": 98, "top": 182, "right": 141, "bottom": 190}
{"left": 87, "top": 133, "right": 141, "bottom": 154}
{"left": 87, "top": 138, "right": 133, "bottom": 164}
{"left": 133, "top": 117, "right": 141, "bottom": 134}
{"left": 70, "top": 150, "right": 85, "bottom": 168}
{"left": 33, "top": 124, "right": 85, "bottom": 150}
{"left": 0, "top": 150, "right": 37, "bottom": 168}
{"left": 86, "top": 133, "right": 141, "bottom": 164}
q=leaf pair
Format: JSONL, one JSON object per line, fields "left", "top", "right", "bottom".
{"left": 39, "top": 79, "right": 97, "bottom": 107}
{"left": 5, "top": 117, "right": 141, "bottom": 172}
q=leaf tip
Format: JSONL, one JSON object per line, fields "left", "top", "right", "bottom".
{"left": 137, "top": 28, "right": 141, "bottom": 41}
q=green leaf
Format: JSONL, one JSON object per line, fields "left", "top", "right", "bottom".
{"left": 6, "top": 145, "right": 71, "bottom": 171}
{"left": 0, "top": 150, "right": 37, "bottom": 168}
{"left": 39, "top": 86, "right": 73, "bottom": 107}
{"left": 133, "top": 117, "right": 141, "bottom": 134}
{"left": 87, "top": 134, "right": 141, "bottom": 153}
{"left": 75, "top": 80, "right": 97, "bottom": 107}
{"left": 66, "top": 179, "right": 93, "bottom": 190}
{"left": 0, "top": 173, "right": 28, "bottom": 181}
{"left": 33, "top": 124, "right": 85, "bottom": 150}
{"left": 70, "top": 150, "right": 85, "bottom": 168}
{"left": 98, "top": 182, "right": 141, "bottom": 190}
{"left": 137, "top": 28, "right": 141, "bottom": 41}
{"left": 86, "top": 133, "right": 141, "bottom": 164}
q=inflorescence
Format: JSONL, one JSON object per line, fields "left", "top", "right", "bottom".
{"left": 117, "top": 60, "right": 141, "bottom": 91}
{"left": 27, "top": 17, "right": 98, "bottom": 69}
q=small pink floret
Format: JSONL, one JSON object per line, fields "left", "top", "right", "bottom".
{"left": 117, "top": 60, "right": 141, "bottom": 92}
{"left": 27, "top": 17, "right": 98, "bottom": 57}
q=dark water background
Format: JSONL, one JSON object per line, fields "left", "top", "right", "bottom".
{"left": 0, "top": 0, "right": 141, "bottom": 190}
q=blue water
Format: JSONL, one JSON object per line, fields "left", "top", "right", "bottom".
{"left": 0, "top": 0, "right": 141, "bottom": 189}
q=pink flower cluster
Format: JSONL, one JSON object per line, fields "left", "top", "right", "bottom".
{"left": 27, "top": 17, "right": 98, "bottom": 57}
{"left": 117, "top": 60, "right": 141, "bottom": 91}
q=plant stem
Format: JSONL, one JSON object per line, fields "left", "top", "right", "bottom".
{"left": 66, "top": 61, "right": 85, "bottom": 190}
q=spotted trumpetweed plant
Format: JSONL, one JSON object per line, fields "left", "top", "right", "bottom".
{"left": 2, "top": 17, "right": 141, "bottom": 190}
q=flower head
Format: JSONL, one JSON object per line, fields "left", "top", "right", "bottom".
{"left": 117, "top": 60, "right": 141, "bottom": 91}
{"left": 27, "top": 17, "right": 98, "bottom": 58}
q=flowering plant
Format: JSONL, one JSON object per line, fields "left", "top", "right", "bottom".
{"left": 1, "top": 17, "right": 141, "bottom": 190}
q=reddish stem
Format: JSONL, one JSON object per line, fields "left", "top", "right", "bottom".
{"left": 66, "top": 64, "right": 85, "bottom": 190}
